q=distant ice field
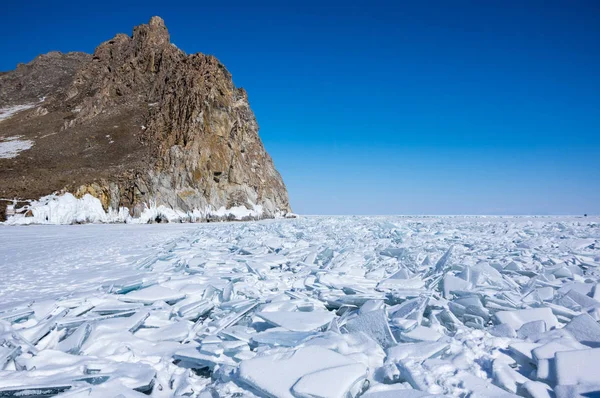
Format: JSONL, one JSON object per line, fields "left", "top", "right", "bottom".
{"left": 0, "top": 216, "right": 599, "bottom": 397}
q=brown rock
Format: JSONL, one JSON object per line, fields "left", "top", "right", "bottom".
{"left": 0, "top": 17, "right": 291, "bottom": 222}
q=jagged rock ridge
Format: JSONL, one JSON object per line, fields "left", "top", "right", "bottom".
{"left": 0, "top": 16, "right": 291, "bottom": 222}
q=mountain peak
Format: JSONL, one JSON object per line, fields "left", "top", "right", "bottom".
{"left": 149, "top": 16, "right": 166, "bottom": 28}
{"left": 130, "top": 15, "right": 171, "bottom": 50}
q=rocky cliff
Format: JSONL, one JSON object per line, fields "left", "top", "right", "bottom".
{"left": 0, "top": 17, "right": 291, "bottom": 222}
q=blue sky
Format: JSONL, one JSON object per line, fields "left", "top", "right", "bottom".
{"left": 2, "top": 0, "right": 599, "bottom": 214}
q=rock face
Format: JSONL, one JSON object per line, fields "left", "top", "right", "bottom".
{"left": 0, "top": 51, "right": 91, "bottom": 106}
{"left": 0, "top": 16, "right": 291, "bottom": 222}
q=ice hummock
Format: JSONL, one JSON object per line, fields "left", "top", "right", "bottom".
{"left": 3, "top": 192, "right": 271, "bottom": 225}
{"left": 0, "top": 216, "right": 599, "bottom": 396}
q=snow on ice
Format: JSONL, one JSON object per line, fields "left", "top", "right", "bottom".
{"left": 0, "top": 216, "right": 599, "bottom": 397}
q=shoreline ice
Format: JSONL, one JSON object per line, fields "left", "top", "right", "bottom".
{"left": 2, "top": 193, "right": 294, "bottom": 225}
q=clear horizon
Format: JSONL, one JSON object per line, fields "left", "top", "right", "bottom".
{"left": 2, "top": 0, "right": 599, "bottom": 215}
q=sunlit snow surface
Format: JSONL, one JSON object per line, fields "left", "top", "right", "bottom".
{"left": 0, "top": 224, "right": 200, "bottom": 304}
{"left": 0, "top": 216, "right": 599, "bottom": 397}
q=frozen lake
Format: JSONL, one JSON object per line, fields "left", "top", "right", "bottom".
{"left": 0, "top": 223, "right": 200, "bottom": 305}
{"left": 0, "top": 216, "right": 599, "bottom": 397}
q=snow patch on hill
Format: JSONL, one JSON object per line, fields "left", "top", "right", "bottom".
{"left": 0, "top": 104, "right": 37, "bottom": 123}
{"left": 0, "top": 136, "right": 34, "bottom": 159}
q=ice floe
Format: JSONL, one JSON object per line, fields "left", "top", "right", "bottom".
{"left": 0, "top": 216, "right": 598, "bottom": 397}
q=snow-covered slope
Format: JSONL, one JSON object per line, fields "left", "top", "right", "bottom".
{"left": 0, "top": 216, "right": 599, "bottom": 397}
